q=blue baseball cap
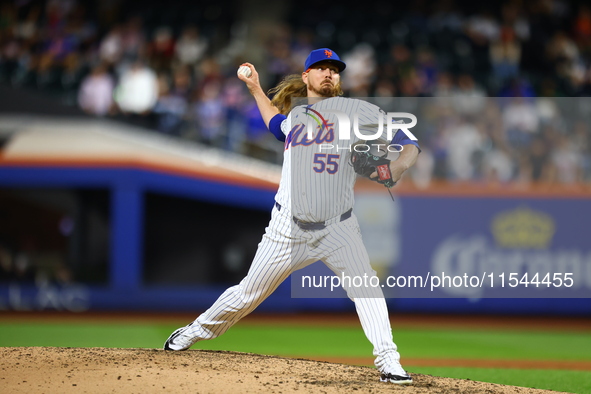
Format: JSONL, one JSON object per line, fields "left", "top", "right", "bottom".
{"left": 304, "top": 48, "right": 346, "bottom": 72}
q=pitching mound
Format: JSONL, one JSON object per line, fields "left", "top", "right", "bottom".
{"left": 1, "top": 347, "right": 566, "bottom": 393}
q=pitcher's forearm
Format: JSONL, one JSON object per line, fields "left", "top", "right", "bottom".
{"left": 396, "top": 144, "right": 419, "bottom": 171}
{"left": 250, "top": 87, "right": 280, "bottom": 129}
{"left": 237, "top": 62, "right": 281, "bottom": 129}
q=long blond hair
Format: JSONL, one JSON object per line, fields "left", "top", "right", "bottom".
{"left": 268, "top": 74, "right": 343, "bottom": 115}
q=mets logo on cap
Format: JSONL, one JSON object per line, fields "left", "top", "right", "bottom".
{"left": 304, "top": 48, "right": 346, "bottom": 72}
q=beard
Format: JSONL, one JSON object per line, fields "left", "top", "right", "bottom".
{"left": 310, "top": 80, "right": 338, "bottom": 97}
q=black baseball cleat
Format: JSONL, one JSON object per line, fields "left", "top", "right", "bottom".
{"left": 380, "top": 372, "right": 413, "bottom": 385}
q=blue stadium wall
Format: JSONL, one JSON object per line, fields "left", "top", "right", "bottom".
{"left": 0, "top": 164, "right": 589, "bottom": 316}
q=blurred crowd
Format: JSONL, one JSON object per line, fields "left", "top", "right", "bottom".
{"left": 1, "top": 0, "right": 590, "bottom": 185}
{"left": 399, "top": 96, "right": 591, "bottom": 188}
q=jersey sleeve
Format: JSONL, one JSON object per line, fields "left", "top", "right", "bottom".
{"left": 268, "top": 113, "right": 288, "bottom": 142}
{"left": 355, "top": 100, "right": 421, "bottom": 152}
{"left": 391, "top": 127, "right": 421, "bottom": 152}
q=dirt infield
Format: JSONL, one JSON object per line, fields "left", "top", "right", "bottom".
{"left": 0, "top": 347, "right": 570, "bottom": 394}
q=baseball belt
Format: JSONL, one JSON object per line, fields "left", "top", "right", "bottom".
{"left": 275, "top": 202, "right": 352, "bottom": 231}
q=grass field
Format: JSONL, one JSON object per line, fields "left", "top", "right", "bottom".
{"left": 1, "top": 316, "right": 590, "bottom": 393}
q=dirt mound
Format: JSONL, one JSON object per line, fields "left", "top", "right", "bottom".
{"left": 0, "top": 347, "right": 566, "bottom": 393}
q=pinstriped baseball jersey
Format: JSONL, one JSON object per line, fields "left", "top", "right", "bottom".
{"left": 276, "top": 97, "right": 386, "bottom": 222}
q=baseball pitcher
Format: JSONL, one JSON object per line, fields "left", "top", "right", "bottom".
{"left": 164, "top": 48, "right": 420, "bottom": 385}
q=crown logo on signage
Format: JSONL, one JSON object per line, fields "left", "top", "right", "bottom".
{"left": 491, "top": 207, "right": 555, "bottom": 249}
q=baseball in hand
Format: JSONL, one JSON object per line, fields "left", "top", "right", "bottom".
{"left": 237, "top": 65, "right": 252, "bottom": 78}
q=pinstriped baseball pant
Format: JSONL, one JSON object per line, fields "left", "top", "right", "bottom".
{"left": 185, "top": 203, "right": 401, "bottom": 371}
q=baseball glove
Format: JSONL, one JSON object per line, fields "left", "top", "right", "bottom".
{"left": 350, "top": 150, "right": 396, "bottom": 188}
